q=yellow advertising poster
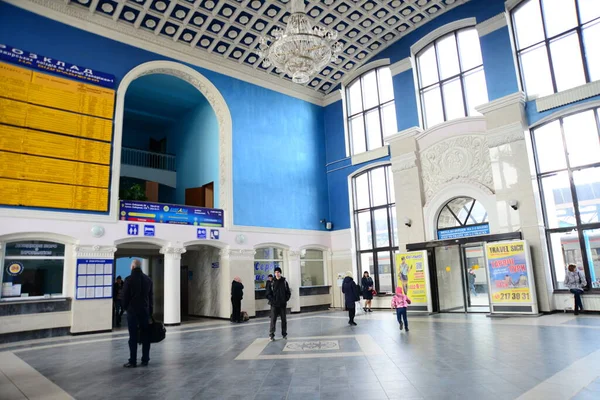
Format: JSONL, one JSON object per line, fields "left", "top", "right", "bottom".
{"left": 396, "top": 252, "right": 428, "bottom": 305}
{"left": 486, "top": 241, "right": 532, "bottom": 304}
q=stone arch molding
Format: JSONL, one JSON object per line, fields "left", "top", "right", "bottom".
{"left": 111, "top": 61, "right": 234, "bottom": 228}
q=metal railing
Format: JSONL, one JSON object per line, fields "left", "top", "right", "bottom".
{"left": 121, "top": 147, "right": 176, "bottom": 172}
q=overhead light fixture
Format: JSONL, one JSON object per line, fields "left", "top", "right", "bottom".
{"left": 257, "top": 0, "right": 342, "bottom": 84}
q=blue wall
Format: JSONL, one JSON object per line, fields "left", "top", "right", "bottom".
{"left": 172, "top": 99, "right": 220, "bottom": 205}
{"left": 0, "top": 2, "right": 328, "bottom": 230}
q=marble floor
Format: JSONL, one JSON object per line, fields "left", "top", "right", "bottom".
{"left": 2, "top": 311, "right": 600, "bottom": 400}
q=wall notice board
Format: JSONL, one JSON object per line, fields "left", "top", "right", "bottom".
{"left": 0, "top": 45, "right": 116, "bottom": 213}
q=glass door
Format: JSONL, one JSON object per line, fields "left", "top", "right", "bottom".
{"left": 434, "top": 245, "right": 465, "bottom": 312}
{"left": 462, "top": 244, "right": 490, "bottom": 313}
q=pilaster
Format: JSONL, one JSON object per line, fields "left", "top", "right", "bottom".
{"left": 160, "top": 246, "right": 186, "bottom": 325}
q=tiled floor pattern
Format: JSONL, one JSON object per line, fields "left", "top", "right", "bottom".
{"left": 2, "top": 312, "right": 600, "bottom": 399}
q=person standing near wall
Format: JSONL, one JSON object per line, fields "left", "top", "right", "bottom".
{"left": 231, "top": 277, "right": 244, "bottom": 323}
{"left": 265, "top": 274, "right": 274, "bottom": 305}
{"left": 361, "top": 271, "right": 374, "bottom": 312}
{"left": 122, "top": 259, "right": 153, "bottom": 368}
{"left": 266, "top": 267, "right": 291, "bottom": 341}
{"left": 342, "top": 271, "right": 360, "bottom": 326}
{"left": 113, "top": 276, "right": 124, "bottom": 327}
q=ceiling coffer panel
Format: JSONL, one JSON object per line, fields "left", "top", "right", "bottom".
{"left": 67, "top": 0, "right": 468, "bottom": 95}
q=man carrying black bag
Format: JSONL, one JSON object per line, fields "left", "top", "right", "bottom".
{"left": 122, "top": 259, "right": 153, "bottom": 368}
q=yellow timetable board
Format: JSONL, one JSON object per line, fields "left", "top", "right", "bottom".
{"left": 0, "top": 152, "right": 110, "bottom": 188}
{"left": 0, "top": 62, "right": 115, "bottom": 119}
{"left": 0, "top": 125, "right": 111, "bottom": 165}
{"left": 0, "top": 98, "right": 112, "bottom": 142}
{"left": 0, "top": 178, "right": 109, "bottom": 212}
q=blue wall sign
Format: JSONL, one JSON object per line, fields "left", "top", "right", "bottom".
{"left": 0, "top": 43, "right": 116, "bottom": 88}
{"left": 211, "top": 262, "right": 219, "bottom": 269}
{"left": 437, "top": 224, "right": 490, "bottom": 240}
{"left": 120, "top": 201, "right": 224, "bottom": 227}
{"left": 197, "top": 228, "right": 206, "bottom": 239}
{"left": 127, "top": 224, "right": 139, "bottom": 236}
{"left": 75, "top": 259, "right": 113, "bottom": 300}
{"left": 144, "top": 225, "right": 155, "bottom": 237}
{"left": 210, "top": 229, "right": 220, "bottom": 240}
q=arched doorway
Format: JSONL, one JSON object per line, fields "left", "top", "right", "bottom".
{"left": 110, "top": 61, "right": 233, "bottom": 228}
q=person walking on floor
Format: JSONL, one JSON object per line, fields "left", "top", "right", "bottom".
{"left": 122, "top": 259, "right": 154, "bottom": 368}
{"left": 231, "top": 276, "right": 244, "bottom": 323}
{"left": 266, "top": 267, "right": 291, "bottom": 341}
{"left": 391, "top": 286, "right": 411, "bottom": 331}
{"left": 361, "top": 271, "right": 374, "bottom": 312}
{"left": 113, "top": 275, "right": 124, "bottom": 327}
{"left": 564, "top": 264, "right": 586, "bottom": 315}
{"left": 342, "top": 271, "right": 360, "bottom": 326}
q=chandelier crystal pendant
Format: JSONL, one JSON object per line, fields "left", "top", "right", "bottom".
{"left": 257, "top": 0, "right": 342, "bottom": 85}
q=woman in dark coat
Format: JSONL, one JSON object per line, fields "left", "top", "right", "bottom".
{"left": 342, "top": 271, "right": 360, "bottom": 326}
{"left": 361, "top": 271, "right": 374, "bottom": 313}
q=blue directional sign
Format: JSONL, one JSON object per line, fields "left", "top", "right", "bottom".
{"left": 210, "top": 229, "right": 220, "bottom": 240}
{"left": 144, "top": 225, "right": 155, "bottom": 237}
{"left": 127, "top": 224, "right": 139, "bottom": 236}
{"left": 197, "top": 228, "right": 207, "bottom": 239}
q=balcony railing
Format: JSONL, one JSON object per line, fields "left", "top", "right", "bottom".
{"left": 121, "top": 147, "right": 176, "bottom": 172}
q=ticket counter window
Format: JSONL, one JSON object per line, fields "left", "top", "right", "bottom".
{"left": 1, "top": 241, "right": 65, "bottom": 299}
{"left": 300, "top": 249, "right": 325, "bottom": 287}
{"left": 254, "top": 247, "right": 283, "bottom": 290}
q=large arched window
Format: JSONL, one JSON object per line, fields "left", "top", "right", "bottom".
{"left": 345, "top": 67, "right": 397, "bottom": 156}
{"left": 437, "top": 197, "right": 489, "bottom": 240}
{"left": 352, "top": 164, "right": 397, "bottom": 294}
{"left": 530, "top": 105, "right": 600, "bottom": 290}
{"left": 511, "top": 0, "right": 600, "bottom": 99}
{"left": 254, "top": 247, "right": 283, "bottom": 290}
{"left": 416, "top": 27, "right": 488, "bottom": 128}
{"left": 300, "top": 249, "right": 326, "bottom": 287}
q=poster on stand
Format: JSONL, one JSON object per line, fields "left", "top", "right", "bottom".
{"left": 485, "top": 240, "right": 537, "bottom": 313}
{"left": 396, "top": 251, "right": 431, "bottom": 312}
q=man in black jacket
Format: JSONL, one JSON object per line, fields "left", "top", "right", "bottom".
{"left": 122, "top": 259, "right": 154, "bottom": 368}
{"left": 266, "top": 267, "right": 291, "bottom": 341}
{"left": 231, "top": 277, "right": 244, "bottom": 323}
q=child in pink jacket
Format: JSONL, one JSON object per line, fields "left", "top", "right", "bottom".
{"left": 391, "top": 286, "right": 411, "bottom": 331}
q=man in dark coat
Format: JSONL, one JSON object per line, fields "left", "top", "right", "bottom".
{"left": 342, "top": 271, "right": 360, "bottom": 326}
{"left": 265, "top": 274, "right": 274, "bottom": 305}
{"left": 266, "top": 267, "right": 291, "bottom": 340}
{"left": 231, "top": 277, "right": 244, "bottom": 323}
{"left": 122, "top": 259, "right": 153, "bottom": 368}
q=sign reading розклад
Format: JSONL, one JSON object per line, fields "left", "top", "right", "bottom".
{"left": 119, "top": 200, "right": 224, "bottom": 227}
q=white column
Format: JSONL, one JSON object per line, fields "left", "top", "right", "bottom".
{"left": 287, "top": 250, "right": 302, "bottom": 313}
{"left": 160, "top": 246, "right": 186, "bottom": 325}
{"left": 141, "top": 258, "right": 149, "bottom": 275}
{"left": 386, "top": 129, "right": 427, "bottom": 251}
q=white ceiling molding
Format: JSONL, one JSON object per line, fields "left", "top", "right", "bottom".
{"left": 530, "top": 98, "right": 600, "bottom": 129}
{"left": 5, "top": 0, "right": 471, "bottom": 101}
{"left": 476, "top": 13, "right": 507, "bottom": 37}
{"left": 505, "top": 0, "right": 525, "bottom": 12}
{"left": 341, "top": 58, "right": 390, "bottom": 87}
{"left": 410, "top": 16, "right": 476, "bottom": 55}
{"left": 322, "top": 89, "right": 342, "bottom": 107}
{"left": 390, "top": 57, "right": 412, "bottom": 76}
{"left": 475, "top": 91, "right": 526, "bottom": 115}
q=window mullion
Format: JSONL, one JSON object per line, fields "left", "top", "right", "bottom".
{"left": 433, "top": 40, "right": 448, "bottom": 122}
{"left": 574, "top": 2, "right": 591, "bottom": 84}
{"left": 537, "top": 0, "right": 558, "bottom": 93}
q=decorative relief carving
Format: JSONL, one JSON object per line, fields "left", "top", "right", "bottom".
{"left": 420, "top": 135, "right": 493, "bottom": 201}
{"left": 391, "top": 152, "right": 418, "bottom": 173}
{"left": 74, "top": 245, "right": 117, "bottom": 259}
{"left": 486, "top": 129, "right": 525, "bottom": 148}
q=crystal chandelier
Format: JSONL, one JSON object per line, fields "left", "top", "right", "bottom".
{"left": 257, "top": 0, "right": 342, "bottom": 84}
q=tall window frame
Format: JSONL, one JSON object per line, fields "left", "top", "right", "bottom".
{"left": 510, "top": 0, "right": 600, "bottom": 99}
{"left": 352, "top": 164, "right": 398, "bottom": 294}
{"left": 416, "top": 27, "right": 488, "bottom": 129}
{"left": 530, "top": 105, "right": 600, "bottom": 290}
{"left": 345, "top": 67, "right": 397, "bottom": 156}
{"left": 300, "top": 249, "right": 326, "bottom": 287}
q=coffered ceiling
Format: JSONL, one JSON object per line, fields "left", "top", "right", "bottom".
{"left": 13, "top": 0, "right": 469, "bottom": 99}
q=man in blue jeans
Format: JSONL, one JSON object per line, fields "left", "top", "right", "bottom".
{"left": 122, "top": 259, "right": 154, "bottom": 367}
